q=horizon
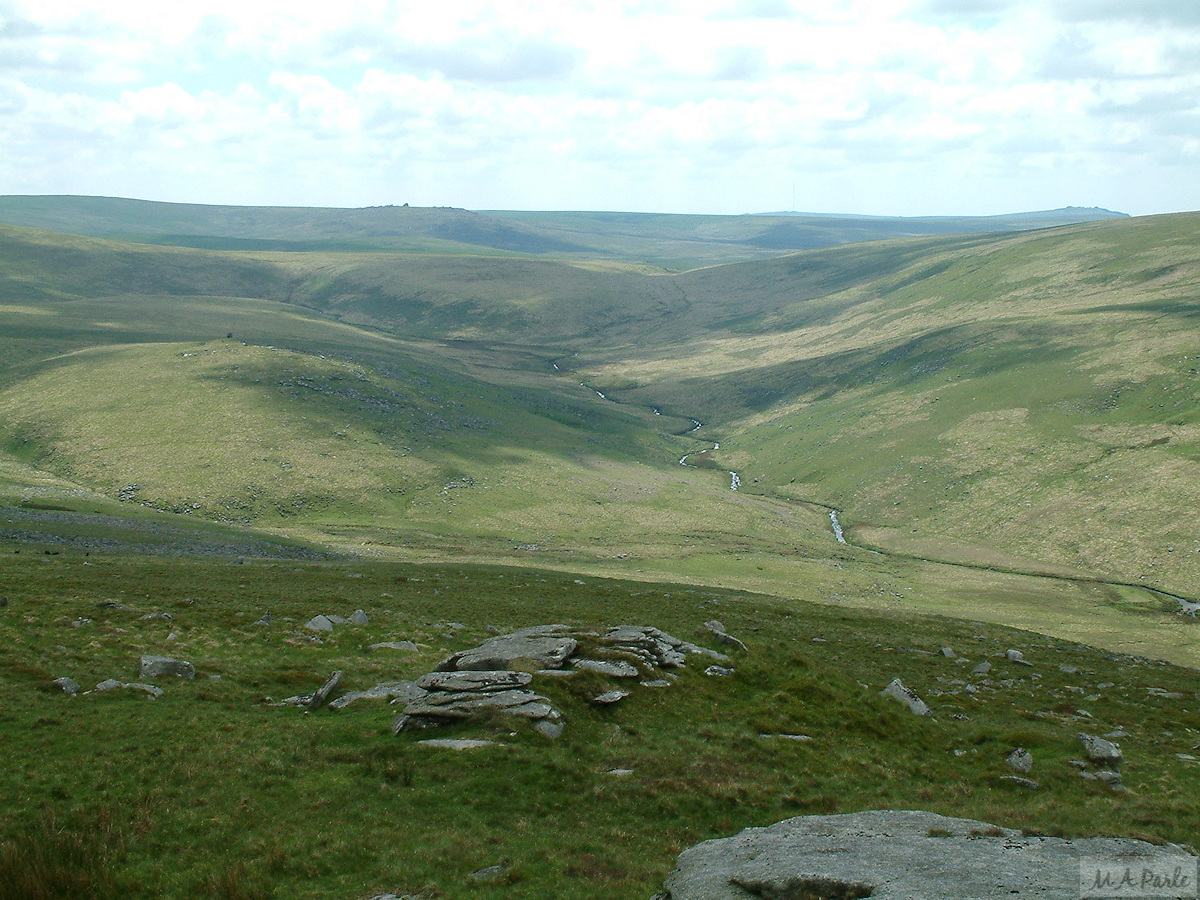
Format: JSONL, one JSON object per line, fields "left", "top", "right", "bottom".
{"left": 0, "top": 191, "right": 1139, "bottom": 221}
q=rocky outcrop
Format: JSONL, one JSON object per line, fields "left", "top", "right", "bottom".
{"left": 653, "top": 810, "right": 1196, "bottom": 900}
{"left": 328, "top": 681, "right": 425, "bottom": 710}
{"left": 392, "top": 669, "right": 558, "bottom": 733}
{"left": 392, "top": 624, "right": 728, "bottom": 737}
{"left": 435, "top": 625, "right": 579, "bottom": 672}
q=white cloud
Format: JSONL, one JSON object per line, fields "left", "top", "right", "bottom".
{"left": 0, "top": 0, "right": 1197, "bottom": 214}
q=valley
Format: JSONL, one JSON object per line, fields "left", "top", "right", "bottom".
{"left": 0, "top": 197, "right": 1197, "bottom": 898}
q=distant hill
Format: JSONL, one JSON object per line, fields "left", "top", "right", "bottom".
{"left": 1, "top": 210, "right": 1197, "bottom": 667}
{"left": 0, "top": 195, "right": 1128, "bottom": 268}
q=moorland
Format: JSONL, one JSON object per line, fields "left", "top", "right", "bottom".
{"left": 0, "top": 196, "right": 1195, "bottom": 899}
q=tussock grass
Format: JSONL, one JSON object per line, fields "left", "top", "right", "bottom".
{"left": 0, "top": 554, "right": 1197, "bottom": 897}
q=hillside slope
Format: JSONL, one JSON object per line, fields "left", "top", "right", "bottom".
{"left": 577, "top": 215, "right": 1200, "bottom": 595}
{"left": 0, "top": 214, "right": 1197, "bottom": 661}
{"left": 0, "top": 195, "right": 1125, "bottom": 267}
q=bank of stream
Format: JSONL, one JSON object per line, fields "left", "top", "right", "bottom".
{"left": 564, "top": 367, "right": 1198, "bottom": 615}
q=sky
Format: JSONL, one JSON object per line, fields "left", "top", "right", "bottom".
{"left": 1, "top": 0, "right": 1198, "bottom": 217}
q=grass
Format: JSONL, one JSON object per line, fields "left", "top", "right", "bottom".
{"left": 1, "top": 209, "right": 1200, "bottom": 896}
{"left": 1, "top": 215, "right": 1199, "bottom": 664}
{"left": 0, "top": 552, "right": 1197, "bottom": 898}
{"left": 0, "top": 196, "right": 1124, "bottom": 269}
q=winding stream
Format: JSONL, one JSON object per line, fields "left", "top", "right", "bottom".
{"left": 829, "top": 510, "right": 846, "bottom": 543}
{"left": 549, "top": 363, "right": 1199, "bottom": 612}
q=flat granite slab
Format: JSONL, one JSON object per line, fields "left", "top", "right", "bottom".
{"left": 654, "top": 810, "right": 1197, "bottom": 900}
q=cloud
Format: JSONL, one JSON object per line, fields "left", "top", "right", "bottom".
{"left": 0, "top": 0, "right": 1196, "bottom": 215}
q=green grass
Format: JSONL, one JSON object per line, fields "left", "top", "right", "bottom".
{"left": 1, "top": 214, "right": 1200, "bottom": 664}
{"left": 3, "top": 203, "right": 1200, "bottom": 899}
{"left": 0, "top": 553, "right": 1196, "bottom": 899}
{"left": 0, "top": 196, "right": 1124, "bottom": 269}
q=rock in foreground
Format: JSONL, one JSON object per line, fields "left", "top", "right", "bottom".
{"left": 653, "top": 810, "right": 1195, "bottom": 900}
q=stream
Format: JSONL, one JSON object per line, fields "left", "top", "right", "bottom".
{"left": 829, "top": 510, "right": 846, "bottom": 543}
{"left": 551, "top": 365, "right": 1199, "bottom": 610}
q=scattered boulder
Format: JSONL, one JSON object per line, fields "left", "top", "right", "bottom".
{"left": 880, "top": 678, "right": 930, "bottom": 716}
{"left": 1078, "top": 732, "right": 1122, "bottom": 769}
{"left": 469, "top": 863, "right": 507, "bottom": 882}
{"left": 940, "top": 647, "right": 956, "bottom": 658}
{"left": 349, "top": 609, "right": 369, "bottom": 625}
{"left": 653, "top": 810, "right": 1195, "bottom": 900}
{"left": 124, "top": 683, "right": 165, "bottom": 698}
{"left": 592, "top": 690, "right": 630, "bottom": 705}
{"left": 1006, "top": 747, "right": 1032, "bottom": 773}
{"left": 51, "top": 676, "right": 79, "bottom": 695}
{"left": 998, "top": 775, "right": 1040, "bottom": 789}
{"left": 91, "top": 679, "right": 162, "bottom": 697}
{"left": 369, "top": 641, "right": 419, "bottom": 652}
{"left": 703, "top": 620, "right": 748, "bottom": 652}
{"left": 759, "top": 734, "right": 813, "bottom": 742}
{"left": 971, "top": 662, "right": 991, "bottom": 675}
{"left": 307, "top": 671, "right": 343, "bottom": 710}
{"left": 418, "top": 739, "right": 498, "bottom": 750}
{"left": 139, "top": 655, "right": 195, "bottom": 680}
{"left": 305, "top": 615, "right": 334, "bottom": 633}
{"left": 704, "top": 665, "right": 734, "bottom": 677}
{"left": 534, "top": 720, "right": 564, "bottom": 739}
{"left": 254, "top": 611, "right": 272, "bottom": 627}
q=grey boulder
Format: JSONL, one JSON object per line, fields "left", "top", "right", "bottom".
{"left": 139, "top": 655, "right": 196, "bottom": 680}
{"left": 436, "top": 625, "right": 579, "bottom": 671}
{"left": 1006, "top": 747, "right": 1033, "bottom": 773}
{"left": 573, "top": 658, "right": 641, "bottom": 678}
{"left": 307, "top": 670, "right": 343, "bottom": 710}
{"left": 305, "top": 615, "right": 334, "bottom": 633}
{"left": 703, "top": 620, "right": 748, "bottom": 653}
{"left": 328, "top": 681, "right": 427, "bottom": 710}
{"left": 880, "top": 678, "right": 929, "bottom": 716}
{"left": 653, "top": 810, "right": 1195, "bottom": 900}
{"left": 417, "top": 670, "right": 532, "bottom": 692}
{"left": 1078, "top": 732, "right": 1122, "bottom": 769}
{"left": 369, "top": 640, "right": 419, "bottom": 652}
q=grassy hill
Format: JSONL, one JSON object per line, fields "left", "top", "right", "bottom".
{"left": 575, "top": 215, "right": 1200, "bottom": 599}
{"left": 1, "top": 555, "right": 1197, "bottom": 899}
{"left": 0, "top": 195, "right": 1125, "bottom": 268}
{"left": 1, "top": 206, "right": 1198, "bottom": 899}
{"left": 1, "top": 214, "right": 1198, "bottom": 659}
